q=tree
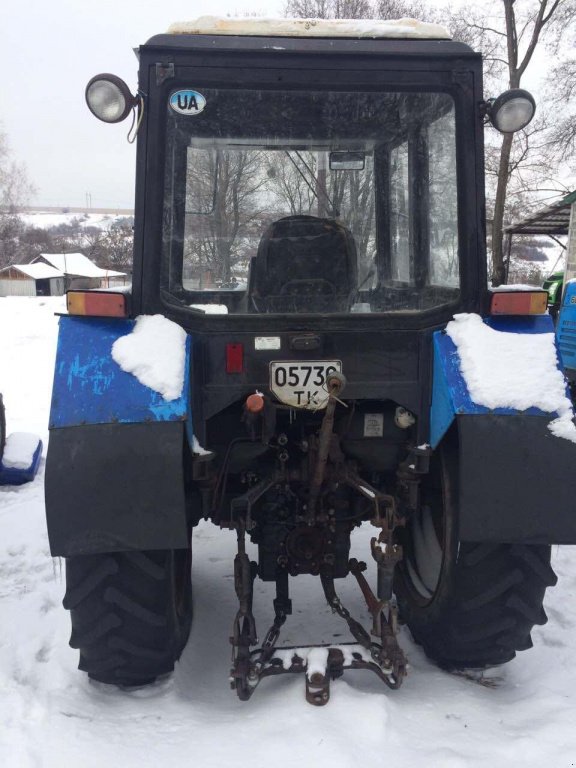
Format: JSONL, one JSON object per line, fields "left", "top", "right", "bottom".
{"left": 0, "top": 128, "right": 35, "bottom": 212}
{"left": 184, "top": 149, "right": 269, "bottom": 285}
{"left": 285, "top": 0, "right": 431, "bottom": 21}
{"left": 544, "top": 27, "right": 576, "bottom": 169}
{"left": 448, "top": 1, "right": 576, "bottom": 285}
{"left": 0, "top": 128, "right": 36, "bottom": 267}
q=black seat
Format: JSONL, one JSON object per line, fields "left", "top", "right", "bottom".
{"left": 247, "top": 215, "right": 358, "bottom": 313}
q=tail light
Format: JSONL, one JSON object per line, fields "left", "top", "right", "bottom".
{"left": 489, "top": 290, "right": 548, "bottom": 316}
{"left": 67, "top": 291, "right": 128, "bottom": 318}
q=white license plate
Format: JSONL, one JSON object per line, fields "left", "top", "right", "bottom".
{"left": 269, "top": 361, "right": 342, "bottom": 409}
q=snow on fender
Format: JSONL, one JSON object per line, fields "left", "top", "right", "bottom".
{"left": 111, "top": 314, "right": 187, "bottom": 402}
{"left": 445, "top": 313, "right": 576, "bottom": 443}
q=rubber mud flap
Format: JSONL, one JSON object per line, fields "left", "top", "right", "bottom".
{"left": 458, "top": 414, "right": 576, "bottom": 544}
{"left": 45, "top": 421, "right": 189, "bottom": 556}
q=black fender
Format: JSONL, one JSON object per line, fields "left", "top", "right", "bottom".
{"left": 46, "top": 422, "right": 189, "bottom": 556}
{"left": 456, "top": 414, "right": 576, "bottom": 544}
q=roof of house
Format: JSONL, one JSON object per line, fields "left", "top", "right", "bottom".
{"left": 35, "top": 253, "right": 126, "bottom": 278}
{"left": 504, "top": 191, "right": 576, "bottom": 236}
{"left": 0, "top": 263, "right": 64, "bottom": 280}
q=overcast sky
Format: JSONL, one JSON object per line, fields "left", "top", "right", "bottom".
{"left": 1, "top": 0, "right": 282, "bottom": 209}
{"left": 2, "top": 0, "right": 556, "bottom": 210}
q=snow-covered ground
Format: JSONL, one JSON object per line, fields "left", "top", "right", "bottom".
{"left": 20, "top": 212, "right": 132, "bottom": 232}
{"left": 1, "top": 297, "right": 576, "bottom": 767}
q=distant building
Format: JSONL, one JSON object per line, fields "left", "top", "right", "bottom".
{"left": 0, "top": 263, "right": 65, "bottom": 297}
{"left": 32, "top": 253, "right": 128, "bottom": 291}
{"left": 0, "top": 253, "right": 128, "bottom": 297}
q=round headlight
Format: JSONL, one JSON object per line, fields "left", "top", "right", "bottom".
{"left": 490, "top": 89, "right": 536, "bottom": 134}
{"left": 85, "top": 74, "right": 135, "bottom": 123}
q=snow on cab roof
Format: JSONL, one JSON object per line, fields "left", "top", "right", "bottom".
{"left": 167, "top": 16, "right": 451, "bottom": 40}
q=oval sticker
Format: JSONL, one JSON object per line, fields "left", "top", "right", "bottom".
{"left": 169, "top": 90, "right": 206, "bottom": 116}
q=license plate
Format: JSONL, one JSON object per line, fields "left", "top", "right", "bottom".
{"left": 269, "top": 361, "right": 342, "bottom": 409}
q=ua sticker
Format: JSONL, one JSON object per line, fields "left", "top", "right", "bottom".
{"left": 169, "top": 90, "right": 206, "bottom": 116}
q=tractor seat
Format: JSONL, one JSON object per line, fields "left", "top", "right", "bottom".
{"left": 248, "top": 215, "right": 358, "bottom": 313}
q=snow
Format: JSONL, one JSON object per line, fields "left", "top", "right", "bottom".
{"left": 272, "top": 645, "right": 374, "bottom": 678}
{"left": 489, "top": 284, "right": 545, "bottom": 292}
{"left": 111, "top": 315, "right": 187, "bottom": 401}
{"left": 446, "top": 313, "right": 576, "bottom": 442}
{"left": 20, "top": 212, "right": 131, "bottom": 232}
{"left": 2, "top": 297, "right": 576, "bottom": 767}
{"left": 190, "top": 303, "right": 229, "bottom": 314}
{"left": 3, "top": 264, "right": 63, "bottom": 280}
{"left": 192, "top": 435, "right": 211, "bottom": 456}
{"left": 38, "top": 253, "right": 125, "bottom": 279}
{"left": 168, "top": 16, "right": 451, "bottom": 40}
{"left": 1, "top": 433, "right": 40, "bottom": 470}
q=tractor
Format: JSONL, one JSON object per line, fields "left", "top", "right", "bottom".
{"left": 45, "top": 16, "right": 576, "bottom": 704}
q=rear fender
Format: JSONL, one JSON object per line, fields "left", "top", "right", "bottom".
{"left": 45, "top": 315, "right": 193, "bottom": 556}
{"left": 430, "top": 314, "right": 576, "bottom": 544}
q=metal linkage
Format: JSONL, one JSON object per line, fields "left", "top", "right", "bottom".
{"left": 321, "top": 569, "right": 406, "bottom": 690}
{"left": 307, "top": 372, "right": 347, "bottom": 519}
{"left": 229, "top": 524, "right": 407, "bottom": 704}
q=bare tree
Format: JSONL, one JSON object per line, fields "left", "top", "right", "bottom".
{"left": 450, "top": 1, "right": 576, "bottom": 285}
{"left": 285, "top": 0, "right": 432, "bottom": 20}
{"left": 544, "top": 34, "right": 576, "bottom": 168}
{"left": 184, "top": 149, "right": 269, "bottom": 284}
{"left": 0, "top": 128, "right": 35, "bottom": 212}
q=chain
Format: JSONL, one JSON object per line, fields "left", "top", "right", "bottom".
{"left": 321, "top": 575, "right": 375, "bottom": 652}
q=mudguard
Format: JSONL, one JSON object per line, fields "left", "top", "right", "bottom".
{"left": 431, "top": 314, "right": 576, "bottom": 544}
{"left": 45, "top": 315, "right": 192, "bottom": 557}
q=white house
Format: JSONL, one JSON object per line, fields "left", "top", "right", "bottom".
{"left": 32, "top": 253, "right": 128, "bottom": 290}
{"left": 0, "top": 263, "right": 65, "bottom": 297}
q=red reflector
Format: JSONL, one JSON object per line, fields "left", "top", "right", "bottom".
{"left": 490, "top": 291, "right": 548, "bottom": 316}
{"left": 226, "top": 343, "right": 244, "bottom": 373}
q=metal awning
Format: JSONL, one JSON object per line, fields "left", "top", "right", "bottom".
{"left": 504, "top": 190, "right": 575, "bottom": 236}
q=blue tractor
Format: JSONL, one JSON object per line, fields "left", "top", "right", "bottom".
{"left": 45, "top": 17, "right": 576, "bottom": 704}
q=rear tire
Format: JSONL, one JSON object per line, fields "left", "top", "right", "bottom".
{"left": 64, "top": 548, "right": 192, "bottom": 686}
{"left": 394, "top": 437, "right": 557, "bottom": 669}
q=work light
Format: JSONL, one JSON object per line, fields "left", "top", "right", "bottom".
{"left": 488, "top": 89, "right": 536, "bottom": 134}
{"left": 85, "top": 74, "right": 136, "bottom": 123}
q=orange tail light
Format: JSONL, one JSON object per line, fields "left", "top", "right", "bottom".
{"left": 489, "top": 290, "right": 548, "bottom": 316}
{"left": 67, "top": 291, "right": 128, "bottom": 318}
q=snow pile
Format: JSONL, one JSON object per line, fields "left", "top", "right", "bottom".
{"left": 168, "top": 16, "right": 451, "bottom": 40}
{"left": 1, "top": 433, "right": 40, "bottom": 469}
{"left": 273, "top": 644, "right": 373, "bottom": 675}
{"left": 490, "top": 284, "right": 545, "bottom": 292}
{"left": 190, "top": 303, "right": 229, "bottom": 314}
{"left": 446, "top": 313, "right": 576, "bottom": 442}
{"left": 111, "top": 315, "right": 187, "bottom": 401}
{"left": 192, "top": 435, "right": 211, "bottom": 455}
{"left": 39, "top": 252, "right": 125, "bottom": 278}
